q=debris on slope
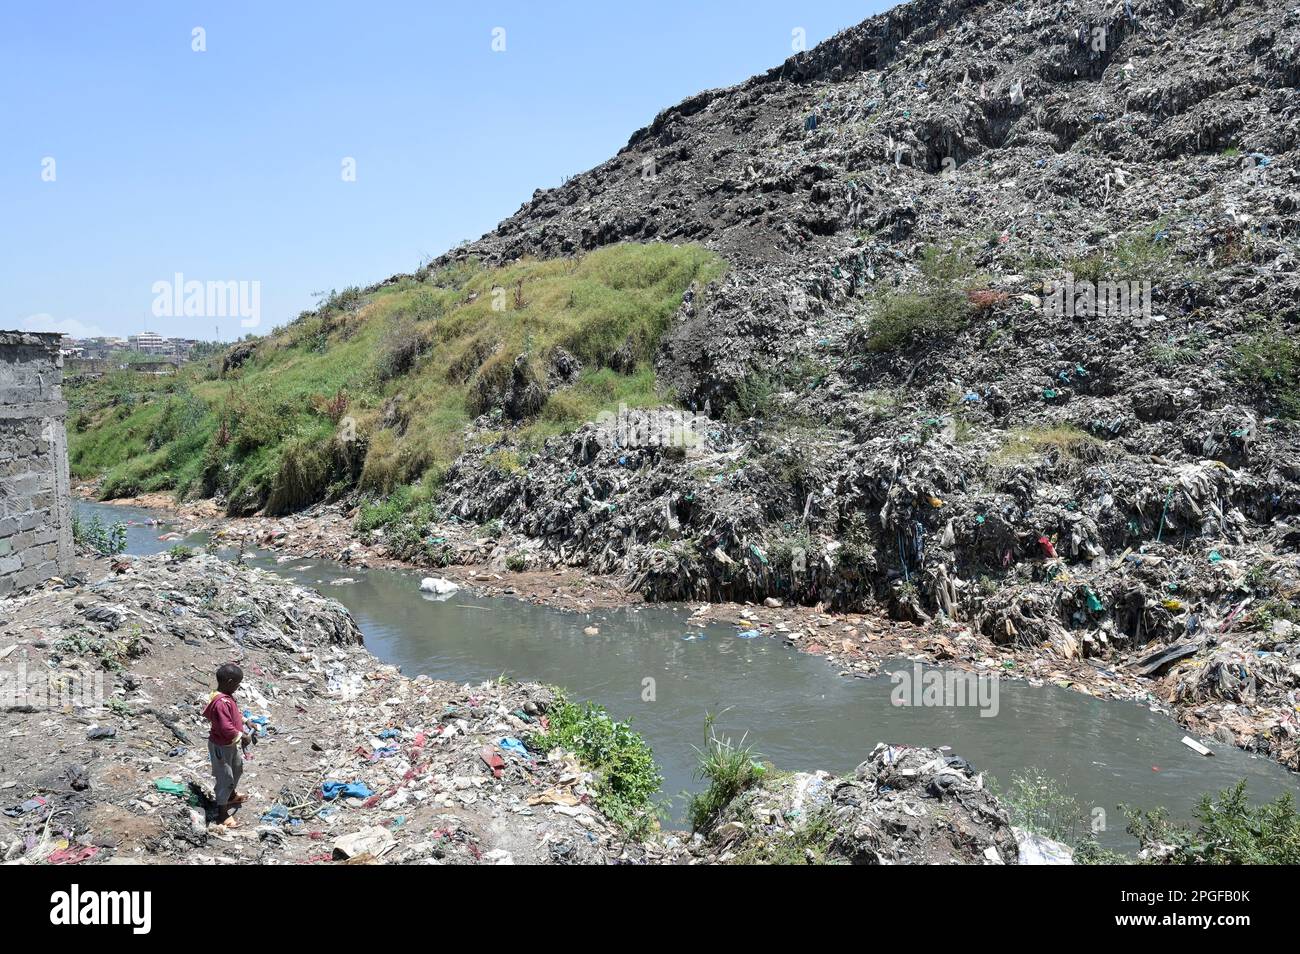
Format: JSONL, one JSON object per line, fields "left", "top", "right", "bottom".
{"left": 686, "top": 743, "right": 1069, "bottom": 865}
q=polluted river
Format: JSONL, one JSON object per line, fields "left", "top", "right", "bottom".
{"left": 79, "top": 501, "right": 1300, "bottom": 850}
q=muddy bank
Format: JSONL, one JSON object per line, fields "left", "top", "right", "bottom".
{"left": 75, "top": 486, "right": 1300, "bottom": 779}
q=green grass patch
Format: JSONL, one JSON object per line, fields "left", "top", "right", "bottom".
{"left": 863, "top": 246, "right": 986, "bottom": 352}
{"left": 1233, "top": 326, "right": 1300, "bottom": 418}
{"left": 994, "top": 424, "right": 1102, "bottom": 465}
{"left": 687, "top": 717, "right": 767, "bottom": 833}
{"left": 69, "top": 242, "right": 722, "bottom": 514}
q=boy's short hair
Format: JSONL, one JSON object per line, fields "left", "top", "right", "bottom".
{"left": 216, "top": 662, "right": 243, "bottom": 685}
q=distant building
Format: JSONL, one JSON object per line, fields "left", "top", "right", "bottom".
{"left": 128, "top": 331, "right": 168, "bottom": 354}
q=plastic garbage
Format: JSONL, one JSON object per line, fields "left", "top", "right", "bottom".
{"left": 321, "top": 780, "right": 374, "bottom": 801}
{"left": 1013, "top": 827, "right": 1074, "bottom": 865}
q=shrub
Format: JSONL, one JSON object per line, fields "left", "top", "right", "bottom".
{"left": 1127, "top": 781, "right": 1300, "bottom": 864}
{"left": 265, "top": 426, "right": 334, "bottom": 515}
{"left": 687, "top": 716, "right": 766, "bottom": 833}
{"left": 374, "top": 320, "right": 427, "bottom": 382}
{"left": 1233, "top": 327, "right": 1300, "bottom": 418}
{"left": 71, "top": 513, "right": 127, "bottom": 556}
{"left": 528, "top": 693, "right": 663, "bottom": 837}
{"left": 864, "top": 246, "right": 984, "bottom": 351}
{"left": 1001, "top": 769, "right": 1122, "bottom": 864}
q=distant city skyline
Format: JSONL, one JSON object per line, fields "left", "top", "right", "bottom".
{"left": 2, "top": 0, "right": 891, "bottom": 341}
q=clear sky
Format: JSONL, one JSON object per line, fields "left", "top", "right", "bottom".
{"left": 2, "top": 1, "right": 892, "bottom": 340}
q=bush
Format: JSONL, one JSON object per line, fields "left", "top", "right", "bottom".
{"left": 374, "top": 320, "right": 427, "bottom": 382}
{"left": 1001, "top": 769, "right": 1122, "bottom": 864}
{"left": 528, "top": 693, "right": 663, "bottom": 837}
{"left": 1127, "top": 781, "right": 1300, "bottom": 864}
{"left": 265, "top": 426, "right": 335, "bottom": 515}
{"left": 355, "top": 483, "right": 442, "bottom": 561}
{"left": 864, "top": 246, "right": 984, "bottom": 351}
{"left": 72, "top": 513, "right": 127, "bottom": 556}
{"left": 1233, "top": 327, "right": 1300, "bottom": 417}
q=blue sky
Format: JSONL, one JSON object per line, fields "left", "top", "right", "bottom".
{"left": 2, "top": 1, "right": 891, "bottom": 340}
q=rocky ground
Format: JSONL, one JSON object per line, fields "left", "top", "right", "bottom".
{"left": 1, "top": 551, "right": 1081, "bottom": 865}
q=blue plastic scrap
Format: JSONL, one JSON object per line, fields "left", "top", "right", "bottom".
{"left": 498, "top": 737, "right": 529, "bottom": 758}
{"left": 321, "top": 781, "right": 374, "bottom": 801}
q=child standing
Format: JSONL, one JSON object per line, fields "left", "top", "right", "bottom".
{"left": 201, "top": 662, "right": 249, "bottom": 826}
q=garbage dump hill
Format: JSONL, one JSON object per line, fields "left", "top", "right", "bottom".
{"left": 66, "top": 0, "right": 1300, "bottom": 771}
{"left": 405, "top": 0, "right": 1300, "bottom": 767}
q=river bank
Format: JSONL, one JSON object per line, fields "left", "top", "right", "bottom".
{"left": 2, "top": 548, "right": 1088, "bottom": 865}
{"left": 74, "top": 485, "right": 1300, "bottom": 779}
{"left": 0, "top": 551, "right": 667, "bottom": 864}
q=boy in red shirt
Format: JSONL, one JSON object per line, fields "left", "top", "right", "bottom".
{"left": 201, "top": 662, "right": 250, "bottom": 825}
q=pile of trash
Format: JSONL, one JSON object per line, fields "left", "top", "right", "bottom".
{"left": 0, "top": 553, "right": 654, "bottom": 865}
{"left": 356, "top": 0, "right": 1299, "bottom": 768}
{"left": 685, "top": 743, "right": 1071, "bottom": 865}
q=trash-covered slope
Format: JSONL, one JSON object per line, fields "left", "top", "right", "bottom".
{"left": 374, "top": 0, "right": 1299, "bottom": 766}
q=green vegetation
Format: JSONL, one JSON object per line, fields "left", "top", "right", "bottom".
{"left": 1147, "top": 330, "right": 1211, "bottom": 370}
{"left": 70, "top": 512, "right": 127, "bottom": 556}
{"left": 52, "top": 625, "right": 144, "bottom": 670}
{"left": 1233, "top": 325, "right": 1300, "bottom": 418}
{"left": 720, "top": 355, "right": 831, "bottom": 423}
{"left": 687, "top": 717, "right": 767, "bottom": 833}
{"left": 994, "top": 424, "right": 1102, "bottom": 465}
{"left": 1002, "top": 772, "right": 1300, "bottom": 864}
{"left": 863, "top": 246, "right": 987, "bottom": 352}
{"left": 528, "top": 692, "right": 663, "bottom": 837}
{"left": 1001, "top": 770, "right": 1122, "bottom": 864}
{"left": 1127, "top": 781, "right": 1300, "bottom": 864}
{"left": 354, "top": 482, "right": 444, "bottom": 562}
{"left": 733, "top": 808, "right": 837, "bottom": 865}
{"left": 1067, "top": 223, "right": 1175, "bottom": 285}
{"left": 68, "top": 243, "right": 723, "bottom": 514}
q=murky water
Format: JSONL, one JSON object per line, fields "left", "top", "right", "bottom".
{"left": 81, "top": 501, "right": 1300, "bottom": 848}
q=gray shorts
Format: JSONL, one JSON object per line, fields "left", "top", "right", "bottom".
{"left": 208, "top": 740, "right": 243, "bottom": 806}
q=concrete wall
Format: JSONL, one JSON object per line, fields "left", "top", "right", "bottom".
{"left": 0, "top": 331, "right": 74, "bottom": 598}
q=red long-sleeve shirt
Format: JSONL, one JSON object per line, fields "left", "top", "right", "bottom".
{"left": 202, "top": 692, "right": 243, "bottom": 745}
